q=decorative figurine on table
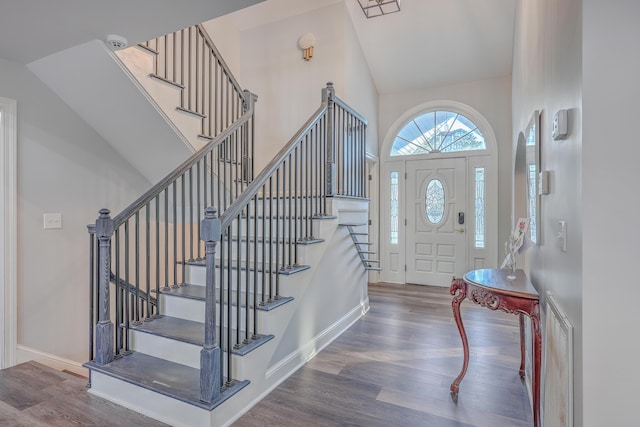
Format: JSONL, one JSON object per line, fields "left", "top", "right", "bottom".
{"left": 501, "top": 218, "right": 530, "bottom": 279}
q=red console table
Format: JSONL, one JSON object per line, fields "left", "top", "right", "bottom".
{"left": 450, "top": 269, "right": 541, "bottom": 427}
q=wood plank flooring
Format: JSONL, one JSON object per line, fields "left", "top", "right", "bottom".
{"left": 0, "top": 360, "right": 168, "bottom": 426}
{"left": 0, "top": 283, "right": 533, "bottom": 426}
{"left": 234, "top": 283, "right": 534, "bottom": 427}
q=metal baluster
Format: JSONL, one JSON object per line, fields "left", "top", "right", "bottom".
{"left": 226, "top": 224, "right": 233, "bottom": 385}
{"left": 180, "top": 174, "right": 187, "bottom": 285}
{"left": 188, "top": 27, "right": 192, "bottom": 112}
{"left": 189, "top": 168, "right": 194, "bottom": 262}
{"left": 114, "top": 228, "right": 121, "bottom": 356}
{"left": 173, "top": 182, "right": 178, "bottom": 288}
{"left": 172, "top": 32, "right": 176, "bottom": 84}
{"left": 87, "top": 225, "right": 96, "bottom": 363}
{"left": 287, "top": 154, "right": 293, "bottom": 268}
{"left": 163, "top": 35, "right": 168, "bottom": 80}
{"left": 218, "top": 228, "right": 226, "bottom": 389}
{"left": 134, "top": 212, "right": 141, "bottom": 324}
{"left": 235, "top": 213, "right": 242, "bottom": 348}
{"left": 274, "top": 168, "right": 280, "bottom": 300}
{"left": 208, "top": 53, "right": 213, "bottom": 137}
{"left": 155, "top": 196, "right": 161, "bottom": 316}
{"left": 164, "top": 188, "right": 169, "bottom": 292}
{"left": 198, "top": 160, "right": 202, "bottom": 260}
{"left": 244, "top": 201, "right": 251, "bottom": 343}
{"left": 124, "top": 221, "right": 131, "bottom": 351}
{"left": 145, "top": 203, "right": 151, "bottom": 320}
{"left": 253, "top": 193, "right": 259, "bottom": 336}
{"left": 266, "top": 176, "right": 272, "bottom": 304}
{"left": 180, "top": 29, "right": 185, "bottom": 108}
{"left": 293, "top": 146, "right": 298, "bottom": 264}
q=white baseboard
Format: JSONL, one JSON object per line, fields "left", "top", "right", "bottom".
{"left": 16, "top": 344, "right": 88, "bottom": 377}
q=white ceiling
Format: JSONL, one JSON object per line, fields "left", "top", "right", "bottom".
{"left": 0, "top": 0, "right": 264, "bottom": 64}
{"left": 345, "top": 0, "right": 517, "bottom": 94}
{"left": 206, "top": 0, "right": 516, "bottom": 95}
{"left": 0, "top": 0, "right": 516, "bottom": 96}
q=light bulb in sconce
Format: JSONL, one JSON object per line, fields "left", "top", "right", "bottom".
{"left": 298, "top": 33, "right": 316, "bottom": 61}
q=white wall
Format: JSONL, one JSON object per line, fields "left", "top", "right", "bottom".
{"left": 512, "top": 0, "right": 583, "bottom": 424}
{"left": 583, "top": 1, "right": 640, "bottom": 425}
{"left": 378, "top": 76, "right": 513, "bottom": 261}
{"left": 0, "top": 57, "right": 151, "bottom": 364}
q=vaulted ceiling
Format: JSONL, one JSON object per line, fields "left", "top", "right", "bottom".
{"left": 0, "top": 0, "right": 516, "bottom": 95}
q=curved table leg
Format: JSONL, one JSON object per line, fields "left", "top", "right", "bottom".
{"left": 519, "top": 313, "right": 526, "bottom": 378}
{"left": 531, "top": 306, "right": 542, "bottom": 427}
{"left": 449, "top": 278, "right": 469, "bottom": 395}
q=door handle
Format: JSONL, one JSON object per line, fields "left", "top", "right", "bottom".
{"left": 456, "top": 227, "right": 465, "bottom": 233}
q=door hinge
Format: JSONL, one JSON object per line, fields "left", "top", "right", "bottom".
{"left": 404, "top": 264, "right": 407, "bottom": 271}
{"left": 368, "top": 174, "right": 372, "bottom": 181}
{"left": 368, "top": 219, "right": 372, "bottom": 226}
{"left": 405, "top": 172, "right": 407, "bottom": 179}
{"left": 404, "top": 218, "right": 407, "bottom": 226}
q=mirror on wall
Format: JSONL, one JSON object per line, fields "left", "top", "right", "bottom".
{"left": 514, "top": 111, "right": 541, "bottom": 245}
{"left": 525, "top": 111, "right": 541, "bottom": 244}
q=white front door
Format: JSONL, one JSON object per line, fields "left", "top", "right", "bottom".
{"left": 405, "top": 157, "right": 466, "bottom": 286}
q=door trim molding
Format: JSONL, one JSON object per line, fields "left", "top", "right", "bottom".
{"left": 379, "top": 101, "right": 499, "bottom": 283}
{"left": 1, "top": 97, "right": 17, "bottom": 368}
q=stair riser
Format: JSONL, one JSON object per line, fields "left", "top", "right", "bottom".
{"left": 217, "top": 239, "right": 309, "bottom": 266}
{"left": 130, "top": 324, "right": 267, "bottom": 375}
{"left": 184, "top": 263, "right": 297, "bottom": 288}
{"left": 160, "top": 293, "right": 280, "bottom": 324}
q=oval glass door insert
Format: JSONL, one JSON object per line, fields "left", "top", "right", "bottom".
{"left": 426, "top": 179, "right": 445, "bottom": 224}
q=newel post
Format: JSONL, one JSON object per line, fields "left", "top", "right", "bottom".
{"left": 323, "top": 82, "right": 336, "bottom": 197}
{"left": 95, "top": 209, "right": 115, "bottom": 366}
{"left": 200, "top": 207, "right": 221, "bottom": 403}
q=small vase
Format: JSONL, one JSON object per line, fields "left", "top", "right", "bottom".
{"left": 507, "top": 254, "right": 517, "bottom": 280}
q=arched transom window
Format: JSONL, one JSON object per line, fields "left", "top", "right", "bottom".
{"left": 390, "top": 110, "right": 486, "bottom": 156}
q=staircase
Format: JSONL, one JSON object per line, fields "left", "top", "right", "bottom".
{"left": 83, "top": 25, "right": 373, "bottom": 427}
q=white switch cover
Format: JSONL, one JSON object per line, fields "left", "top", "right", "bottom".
{"left": 43, "top": 213, "right": 62, "bottom": 229}
{"left": 557, "top": 220, "right": 567, "bottom": 252}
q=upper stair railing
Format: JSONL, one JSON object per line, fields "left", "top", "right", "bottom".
{"left": 140, "top": 24, "right": 247, "bottom": 142}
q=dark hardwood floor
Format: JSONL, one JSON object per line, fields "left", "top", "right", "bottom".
{"left": 0, "top": 283, "right": 532, "bottom": 426}
{"left": 234, "top": 283, "right": 533, "bottom": 427}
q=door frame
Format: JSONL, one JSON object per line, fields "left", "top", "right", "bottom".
{"left": 1, "top": 97, "right": 17, "bottom": 368}
{"left": 379, "top": 101, "right": 498, "bottom": 285}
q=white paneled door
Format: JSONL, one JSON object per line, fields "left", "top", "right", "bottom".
{"left": 406, "top": 158, "right": 466, "bottom": 286}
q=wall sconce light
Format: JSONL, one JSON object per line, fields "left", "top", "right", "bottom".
{"left": 298, "top": 33, "right": 316, "bottom": 61}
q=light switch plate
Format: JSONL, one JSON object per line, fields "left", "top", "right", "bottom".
{"left": 43, "top": 213, "right": 62, "bottom": 229}
{"left": 557, "top": 220, "right": 567, "bottom": 252}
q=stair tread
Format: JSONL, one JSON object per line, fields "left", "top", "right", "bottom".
{"left": 160, "top": 284, "right": 295, "bottom": 312}
{"left": 339, "top": 223, "right": 368, "bottom": 227}
{"left": 85, "top": 352, "right": 248, "bottom": 410}
{"left": 130, "top": 315, "right": 276, "bottom": 355}
{"left": 131, "top": 316, "right": 204, "bottom": 346}
{"left": 184, "top": 259, "right": 311, "bottom": 275}
{"left": 229, "top": 236, "right": 324, "bottom": 245}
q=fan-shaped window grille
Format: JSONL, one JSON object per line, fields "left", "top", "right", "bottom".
{"left": 391, "top": 111, "right": 486, "bottom": 156}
